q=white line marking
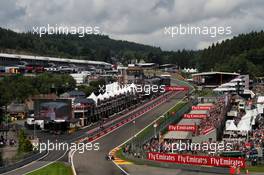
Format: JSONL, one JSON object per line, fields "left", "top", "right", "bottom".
{"left": 109, "top": 94, "right": 186, "bottom": 175}
{"left": 71, "top": 92, "right": 179, "bottom": 175}
{"left": 23, "top": 149, "right": 69, "bottom": 175}
{"left": 8, "top": 94, "right": 171, "bottom": 175}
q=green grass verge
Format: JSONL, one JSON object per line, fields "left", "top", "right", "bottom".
{"left": 134, "top": 101, "right": 187, "bottom": 142}
{"left": 241, "top": 165, "right": 264, "bottom": 173}
{"left": 115, "top": 149, "right": 130, "bottom": 162}
{"left": 116, "top": 101, "right": 188, "bottom": 160}
{"left": 166, "top": 101, "right": 186, "bottom": 116}
{"left": 26, "top": 162, "right": 73, "bottom": 175}
{"left": 115, "top": 149, "right": 160, "bottom": 167}
{"left": 115, "top": 80, "right": 192, "bottom": 165}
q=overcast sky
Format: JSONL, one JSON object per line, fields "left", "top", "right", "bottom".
{"left": 1, "top": 0, "right": 264, "bottom": 51}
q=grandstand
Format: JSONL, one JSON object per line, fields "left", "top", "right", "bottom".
{"left": 0, "top": 53, "right": 112, "bottom": 69}
{"left": 192, "top": 71, "right": 239, "bottom": 87}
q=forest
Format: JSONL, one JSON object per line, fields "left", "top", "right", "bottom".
{"left": 0, "top": 28, "right": 263, "bottom": 77}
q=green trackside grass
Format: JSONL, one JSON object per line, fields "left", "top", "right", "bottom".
{"left": 27, "top": 162, "right": 73, "bottom": 175}
{"left": 241, "top": 165, "right": 264, "bottom": 173}
{"left": 116, "top": 101, "right": 188, "bottom": 162}
{"left": 115, "top": 148, "right": 159, "bottom": 167}
{"left": 115, "top": 148, "right": 131, "bottom": 162}
{"left": 134, "top": 101, "right": 187, "bottom": 142}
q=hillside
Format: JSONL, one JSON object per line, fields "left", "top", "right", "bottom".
{"left": 0, "top": 27, "right": 161, "bottom": 64}
{"left": 0, "top": 28, "right": 264, "bottom": 77}
{"left": 198, "top": 31, "right": 264, "bottom": 77}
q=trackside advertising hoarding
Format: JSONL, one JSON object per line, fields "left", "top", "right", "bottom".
{"left": 165, "top": 86, "right": 189, "bottom": 91}
{"left": 192, "top": 106, "right": 213, "bottom": 110}
{"left": 147, "top": 152, "right": 245, "bottom": 168}
{"left": 183, "top": 114, "right": 207, "bottom": 119}
{"left": 168, "top": 125, "right": 196, "bottom": 132}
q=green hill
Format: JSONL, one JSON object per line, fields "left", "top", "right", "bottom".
{"left": 0, "top": 27, "right": 263, "bottom": 77}
{"left": 0, "top": 27, "right": 161, "bottom": 64}
{"left": 197, "top": 31, "right": 264, "bottom": 77}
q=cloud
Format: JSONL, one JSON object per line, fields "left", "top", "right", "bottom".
{"left": 0, "top": 0, "right": 264, "bottom": 50}
{"left": 0, "top": 0, "right": 26, "bottom": 29}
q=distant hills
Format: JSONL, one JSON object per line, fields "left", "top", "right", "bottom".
{"left": 0, "top": 27, "right": 263, "bottom": 77}
{"left": 197, "top": 31, "right": 264, "bottom": 77}
{"left": 0, "top": 27, "right": 161, "bottom": 63}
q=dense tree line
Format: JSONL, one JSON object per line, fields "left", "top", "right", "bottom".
{"left": 0, "top": 73, "right": 76, "bottom": 108}
{"left": 0, "top": 28, "right": 160, "bottom": 63}
{"left": 0, "top": 27, "right": 194, "bottom": 67}
{"left": 198, "top": 31, "right": 264, "bottom": 77}
{"left": 0, "top": 28, "right": 264, "bottom": 77}
{"left": 18, "top": 129, "right": 33, "bottom": 154}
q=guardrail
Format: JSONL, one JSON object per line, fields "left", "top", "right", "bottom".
{"left": 124, "top": 155, "right": 229, "bottom": 174}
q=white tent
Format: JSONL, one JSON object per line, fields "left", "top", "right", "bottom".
{"left": 102, "top": 92, "right": 110, "bottom": 99}
{"left": 105, "top": 82, "right": 119, "bottom": 93}
{"left": 97, "top": 93, "right": 104, "bottom": 101}
{"left": 113, "top": 89, "right": 120, "bottom": 96}
{"left": 226, "top": 120, "right": 238, "bottom": 131}
{"left": 123, "top": 86, "right": 129, "bottom": 93}
{"left": 257, "top": 96, "right": 264, "bottom": 115}
{"left": 107, "top": 91, "right": 115, "bottom": 98}
{"left": 120, "top": 88, "right": 126, "bottom": 94}
{"left": 129, "top": 83, "right": 136, "bottom": 94}
{"left": 87, "top": 92, "right": 98, "bottom": 104}
{"left": 237, "top": 109, "right": 257, "bottom": 131}
{"left": 87, "top": 82, "right": 138, "bottom": 103}
{"left": 117, "top": 88, "right": 123, "bottom": 95}
{"left": 237, "top": 121, "right": 251, "bottom": 131}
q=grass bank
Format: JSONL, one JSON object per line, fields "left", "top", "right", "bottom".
{"left": 27, "top": 162, "right": 73, "bottom": 175}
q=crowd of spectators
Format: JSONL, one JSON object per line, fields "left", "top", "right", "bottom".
{"left": 0, "top": 135, "right": 16, "bottom": 146}
{"left": 225, "top": 114, "right": 264, "bottom": 165}
{"left": 0, "top": 124, "right": 18, "bottom": 147}
{"left": 124, "top": 98, "right": 230, "bottom": 157}
{"left": 253, "top": 84, "right": 264, "bottom": 95}
{"left": 198, "top": 99, "right": 226, "bottom": 135}
{"left": 140, "top": 137, "right": 252, "bottom": 158}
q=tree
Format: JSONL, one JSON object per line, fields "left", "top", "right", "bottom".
{"left": 123, "top": 51, "right": 136, "bottom": 65}
{"left": 18, "top": 129, "right": 33, "bottom": 153}
{"left": 78, "top": 85, "right": 95, "bottom": 96}
{"left": 0, "top": 27, "right": 264, "bottom": 76}
{"left": 0, "top": 73, "right": 76, "bottom": 110}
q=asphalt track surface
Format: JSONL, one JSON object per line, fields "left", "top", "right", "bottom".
{"left": 122, "top": 164, "right": 220, "bottom": 175}
{"left": 2, "top": 79, "right": 186, "bottom": 175}
{"left": 2, "top": 85, "right": 182, "bottom": 175}
{"left": 73, "top": 92, "right": 185, "bottom": 175}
